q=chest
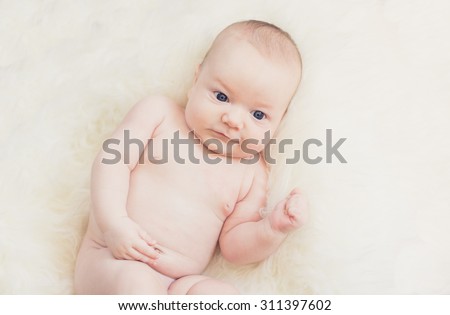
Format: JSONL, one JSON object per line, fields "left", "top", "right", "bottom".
{"left": 136, "top": 125, "right": 248, "bottom": 219}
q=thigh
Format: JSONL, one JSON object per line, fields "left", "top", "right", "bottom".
{"left": 168, "top": 275, "right": 239, "bottom": 295}
{"left": 74, "top": 239, "right": 173, "bottom": 294}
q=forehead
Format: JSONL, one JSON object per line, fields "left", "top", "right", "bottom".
{"left": 202, "top": 35, "right": 298, "bottom": 109}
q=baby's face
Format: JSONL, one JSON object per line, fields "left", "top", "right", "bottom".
{"left": 185, "top": 34, "right": 300, "bottom": 159}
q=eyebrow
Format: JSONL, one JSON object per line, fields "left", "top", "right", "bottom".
{"left": 215, "top": 77, "right": 235, "bottom": 96}
{"left": 254, "top": 101, "right": 273, "bottom": 110}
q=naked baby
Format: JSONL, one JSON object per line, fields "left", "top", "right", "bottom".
{"left": 74, "top": 20, "right": 306, "bottom": 294}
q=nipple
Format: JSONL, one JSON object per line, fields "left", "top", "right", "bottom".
{"left": 259, "top": 207, "right": 270, "bottom": 218}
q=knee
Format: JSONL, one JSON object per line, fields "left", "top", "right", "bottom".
{"left": 188, "top": 279, "right": 240, "bottom": 295}
{"left": 168, "top": 275, "right": 239, "bottom": 295}
{"left": 168, "top": 275, "right": 208, "bottom": 295}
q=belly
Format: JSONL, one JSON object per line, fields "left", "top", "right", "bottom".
{"left": 125, "top": 162, "right": 228, "bottom": 270}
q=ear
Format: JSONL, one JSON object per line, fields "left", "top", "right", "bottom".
{"left": 188, "top": 63, "right": 202, "bottom": 99}
{"left": 194, "top": 63, "right": 201, "bottom": 82}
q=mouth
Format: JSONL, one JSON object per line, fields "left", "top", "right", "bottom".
{"left": 213, "top": 130, "right": 228, "bottom": 139}
{"left": 211, "top": 130, "right": 240, "bottom": 144}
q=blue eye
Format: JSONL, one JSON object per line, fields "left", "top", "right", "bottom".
{"left": 252, "top": 110, "right": 266, "bottom": 120}
{"left": 214, "top": 91, "right": 229, "bottom": 103}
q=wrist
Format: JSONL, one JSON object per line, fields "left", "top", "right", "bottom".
{"left": 99, "top": 214, "right": 129, "bottom": 233}
{"left": 264, "top": 215, "right": 288, "bottom": 241}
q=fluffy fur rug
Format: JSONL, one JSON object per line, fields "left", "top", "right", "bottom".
{"left": 1, "top": 0, "right": 449, "bottom": 294}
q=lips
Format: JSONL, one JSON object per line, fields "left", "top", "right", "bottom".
{"left": 211, "top": 130, "right": 240, "bottom": 143}
{"left": 213, "top": 130, "right": 229, "bottom": 139}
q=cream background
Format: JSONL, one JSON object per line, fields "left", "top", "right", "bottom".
{"left": 1, "top": 0, "right": 449, "bottom": 294}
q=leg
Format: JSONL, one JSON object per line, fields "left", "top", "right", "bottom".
{"left": 168, "top": 275, "right": 239, "bottom": 295}
{"left": 74, "top": 239, "right": 172, "bottom": 294}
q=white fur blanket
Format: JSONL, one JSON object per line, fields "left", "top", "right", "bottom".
{"left": 1, "top": 0, "right": 449, "bottom": 294}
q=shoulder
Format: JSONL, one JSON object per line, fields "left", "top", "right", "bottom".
{"left": 133, "top": 95, "right": 179, "bottom": 114}
{"left": 125, "top": 95, "right": 181, "bottom": 126}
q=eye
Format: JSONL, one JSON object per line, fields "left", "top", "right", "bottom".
{"left": 214, "top": 91, "right": 229, "bottom": 103}
{"left": 252, "top": 110, "right": 266, "bottom": 120}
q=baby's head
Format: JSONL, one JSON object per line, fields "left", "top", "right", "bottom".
{"left": 185, "top": 20, "right": 302, "bottom": 158}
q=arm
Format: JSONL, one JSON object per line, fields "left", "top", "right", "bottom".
{"left": 219, "top": 162, "right": 307, "bottom": 265}
{"left": 91, "top": 95, "right": 170, "bottom": 263}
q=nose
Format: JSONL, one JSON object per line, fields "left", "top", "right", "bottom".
{"left": 222, "top": 108, "right": 244, "bottom": 130}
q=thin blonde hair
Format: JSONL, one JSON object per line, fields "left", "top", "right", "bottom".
{"left": 205, "top": 20, "right": 302, "bottom": 72}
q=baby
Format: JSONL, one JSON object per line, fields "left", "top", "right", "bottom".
{"left": 74, "top": 20, "right": 306, "bottom": 294}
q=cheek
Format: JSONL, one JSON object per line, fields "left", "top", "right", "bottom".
{"left": 241, "top": 127, "right": 269, "bottom": 152}
{"left": 184, "top": 102, "right": 198, "bottom": 129}
{"left": 251, "top": 125, "right": 272, "bottom": 141}
{"left": 243, "top": 141, "right": 265, "bottom": 154}
{"left": 185, "top": 102, "right": 209, "bottom": 131}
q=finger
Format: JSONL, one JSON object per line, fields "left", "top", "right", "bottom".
{"left": 274, "top": 198, "right": 288, "bottom": 213}
{"left": 153, "top": 244, "right": 163, "bottom": 254}
{"left": 134, "top": 240, "right": 160, "bottom": 260}
{"left": 290, "top": 187, "right": 302, "bottom": 196}
{"left": 283, "top": 205, "right": 295, "bottom": 220}
{"left": 279, "top": 205, "right": 297, "bottom": 225}
{"left": 286, "top": 196, "right": 300, "bottom": 211}
{"left": 139, "top": 230, "right": 157, "bottom": 246}
{"left": 127, "top": 247, "right": 152, "bottom": 263}
{"left": 287, "top": 201, "right": 308, "bottom": 226}
{"left": 121, "top": 251, "right": 136, "bottom": 261}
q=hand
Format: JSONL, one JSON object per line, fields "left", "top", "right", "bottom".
{"left": 103, "top": 216, "right": 160, "bottom": 264}
{"left": 268, "top": 188, "right": 308, "bottom": 234}
{"left": 150, "top": 244, "right": 203, "bottom": 279}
